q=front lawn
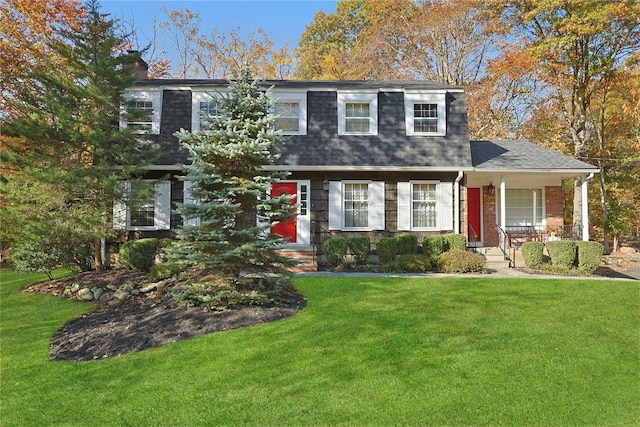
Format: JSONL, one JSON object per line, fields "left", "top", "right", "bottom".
{"left": 1, "top": 271, "right": 638, "bottom": 426}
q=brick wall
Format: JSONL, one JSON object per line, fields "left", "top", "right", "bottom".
{"left": 482, "top": 185, "right": 565, "bottom": 247}
{"left": 545, "top": 186, "right": 564, "bottom": 232}
{"left": 482, "top": 186, "right": 498, "bottom": 246}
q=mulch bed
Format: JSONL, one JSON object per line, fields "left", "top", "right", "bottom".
{"left": 24, "top": 270, "right": 306, "bottom": 362}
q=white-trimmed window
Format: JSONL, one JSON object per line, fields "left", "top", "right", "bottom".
{"left": 337, "top": 92, "right": 378, "bottom": 135}
{"left": 113, "top": 181, "right": 171, "bottom": 231}
{"left": 328, "top": 181, "right": 385, "bottom": 231}
{"left": 192, "top": 91, "right": 226, "bottom": 131}
{"left": 404, "top": 92, "right": 446, "bottom": 136}
{"left": 120, "top": 91, "right": 161, "bottom": 134}
{"left": 497, "top": 188, "right": 544, "bottom": 228}
{"left": 397, "top": 181, "right": 453, "bottom": 231}
{"left": 271, "top": 92, "right": 307, "bottom": 135}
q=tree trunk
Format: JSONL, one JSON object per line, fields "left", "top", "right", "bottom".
{"left": 598, "top": 167, "right": 610, "bottom": 254}
{"left": 94, "top": 239, "right": 104, "bottom": 271}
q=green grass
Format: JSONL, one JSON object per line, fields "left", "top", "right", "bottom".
{"left": 1, "top": 270, "right": 639, "bottom": 426}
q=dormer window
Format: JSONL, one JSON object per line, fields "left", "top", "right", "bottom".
{"left": 274, "top": 102, "right": 300, "bottom": 132}
{"left": 198, "top": 100, "right": 218, "bottom": 130}
{"left": 120, "top": 91, "right": 161, "bottom": 134}
{"left": 192, "top": 91, "right": 227, "bottom": 131}
{"left": 271, "top": 92, "right": 307, "bottom": 135}
{"left": 337, "top": 92, "right": 378, "bottom": 136}
{"left": 405, "top": 92, "right": 446, "bottom": 136}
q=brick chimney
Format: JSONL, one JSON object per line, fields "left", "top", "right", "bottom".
{"left": 128, "top": 50, "right": 149, "bottom": 80}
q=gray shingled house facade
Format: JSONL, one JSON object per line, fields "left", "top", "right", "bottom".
{"left": 116, "top": 76, "right": 598, "bottom": 265}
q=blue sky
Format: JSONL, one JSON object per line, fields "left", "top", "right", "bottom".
{"left": 101, "top": 0, "right": 338, "bottom": 49}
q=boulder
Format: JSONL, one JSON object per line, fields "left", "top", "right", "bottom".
{"left": 77, "top": 288, "right": 94, "bottom": 301}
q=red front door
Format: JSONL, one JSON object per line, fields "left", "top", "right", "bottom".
{"left": 467, "top": 188, "right": 481, "bottom": 244}
{"left": 271, "top": 182, "right": 297, "bottom": 243}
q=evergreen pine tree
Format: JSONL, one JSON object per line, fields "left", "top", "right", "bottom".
{"left": 1, "top": 0, "right": 154, "bottom": 270}
{"left": 169, "top": 68, "right": 297, "bottom": 291}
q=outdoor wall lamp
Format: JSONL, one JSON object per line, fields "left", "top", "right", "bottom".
{"left": 322, "top": 179, "right": 330, "bottom": 192}
{"left": 488, "top": 182, "right": 495, "bottom": 195}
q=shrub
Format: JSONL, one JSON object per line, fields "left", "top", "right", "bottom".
{"left": 395, "top": 234, "right": 418, "bottom": 255}
{"left": 347, "top": 236, "right": 370, "bottom": 264}
{"left": 576, "top": 241, "right": 604, "bottom": 273}
{"left": 376, "top": 237, "right": 398, "bottom": 264}
{"left": 396, "top": 254, "right": 433, "bottom": 272}
{"left": 149, "top": 262, "right": 184, "bottom": 280}
{"left": 11, "top": 241, "right": 62, "bottom": 280}
{"left": 546, "top": 240, "right": 577, "bottom": 269}
{"left": 521, "top": 241, "right": 545, "bottom": 268}
{"left": 444, "top": 233, "right": 467, "bottom": 251}
{"left": 118, "top": 238, "right": 159, "bottom": 272}
{"left": 173, "top": 281, "right": 271, "bottom": 310}
{"left": 423, "top": 235, "right": 447, "bottom": 262}
{"left": 439, "top": 249, "right": 486, "bottom": 273}
{"left": 323, "top": 237, "right": 348, "bottom": 266}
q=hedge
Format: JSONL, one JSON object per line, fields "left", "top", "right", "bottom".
{"left": 546, "top": 240, "right": 577, "bottom": 269}
{"left": 396, "top": 254, "right": 433, "bottom": 272}
{"left": 395, "top": 234, "right": 418, "bottom": 255}
{"left": 423, "top": 235, "right": 447, "bottom": 262}
{"left": 521, "top": 241, "right": 545, "bottom": 268}
{"left": 444, "top": 233, "right": 467, "bottom": 251}
{"left": 376, "top": 237, "right": 398, "bottom": 264}
{"left": 347, "top": 236, "right": 371, "bottom": 264}
{"left": 576, "top": 241, "right": 604, "bottom": 273}
{"left": 439, "top": 249, "right": 486, "bottom": 273}
{"left": 322, "top": 237, "right": 348, "bottom": 266}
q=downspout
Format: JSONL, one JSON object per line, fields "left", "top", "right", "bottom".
{"left": 582, "top": 172, "right": 595, "bottom": 241}
{"left": 454, "top": 171, "right": 464, "bottom": 234}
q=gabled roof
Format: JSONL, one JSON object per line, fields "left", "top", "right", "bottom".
{"left": 471, "top": 140, "right": 598, "bottom": 172}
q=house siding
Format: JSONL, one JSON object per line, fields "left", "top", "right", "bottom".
{"left": 157, "top": 89, "right": 192, "bottom": 165}
{"left": 288, "top": 171, "right": 459, "bottom": 253}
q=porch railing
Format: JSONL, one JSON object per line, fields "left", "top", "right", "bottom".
{"left": 468, "top": 224, "right": 480, "bottom": 249}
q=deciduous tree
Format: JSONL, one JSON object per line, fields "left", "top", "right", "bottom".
{"left": 487, "top": 0, "right": 640, "bottom": 237}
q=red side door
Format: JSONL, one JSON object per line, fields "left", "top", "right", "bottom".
{"left": 270, "top": 182, "right": 297, "bottom": 243}
{"left": 467, "top": 188, "right": 481, "bottom": 244}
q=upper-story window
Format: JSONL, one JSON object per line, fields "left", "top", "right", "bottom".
{"left": 337, "top": 92, "right": 378, "bottom": 136}
{"left": 192, "top": 90, "right": 227, "bottom": 131}
{"left": 120, "top": 91, "right": 161, "bottom": 134}
{"left": 404, "top": 92, "right": 446, "bottom": 136}
{"left": 198, "top": 100, "right": 218, "bottom": 130}
{"left": 271, "top": 92, "right": 307, "bottom": 135}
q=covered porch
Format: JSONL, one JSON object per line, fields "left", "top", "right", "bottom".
{"left": 467, "top": 140, "right": 600, "bottom": 252}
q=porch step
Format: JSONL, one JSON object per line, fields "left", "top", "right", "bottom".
{"left": 277, "top": 249, "right": 317, "bottom": 273}
{"left": 474, "top": 247, "right": 512, "bottom": 269}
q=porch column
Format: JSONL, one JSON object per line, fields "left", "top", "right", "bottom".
{"left": 500, "top": 176, "right": 506, "bottom": 231}
{"left": 581, "top": 173, "right": 593, "bottom": 241}
{"left": 499, "top": 176, "right": 506, "bottom": 248}
{"left": 454, "top": 171, "right": 463, "bottom": 234}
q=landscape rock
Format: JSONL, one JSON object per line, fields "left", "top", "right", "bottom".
{"left": 113, "top": 289, "right": 130, "bottom": 301}
{"left": 92, "top": 287, "right": 104, "bottom": 301}
{"left": 619, "top": 247, "right": 637, "bottom": 254}
{"left": 77, "top": 288, "right": 94, "bottom": 301}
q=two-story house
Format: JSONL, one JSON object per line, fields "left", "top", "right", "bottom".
{"left": 116, "top": 69, "right": 598, "bottom": 267}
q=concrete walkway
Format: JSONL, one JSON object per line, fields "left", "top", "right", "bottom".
{"left": 297, "top": 265, "right": 639, "bottom": 281}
